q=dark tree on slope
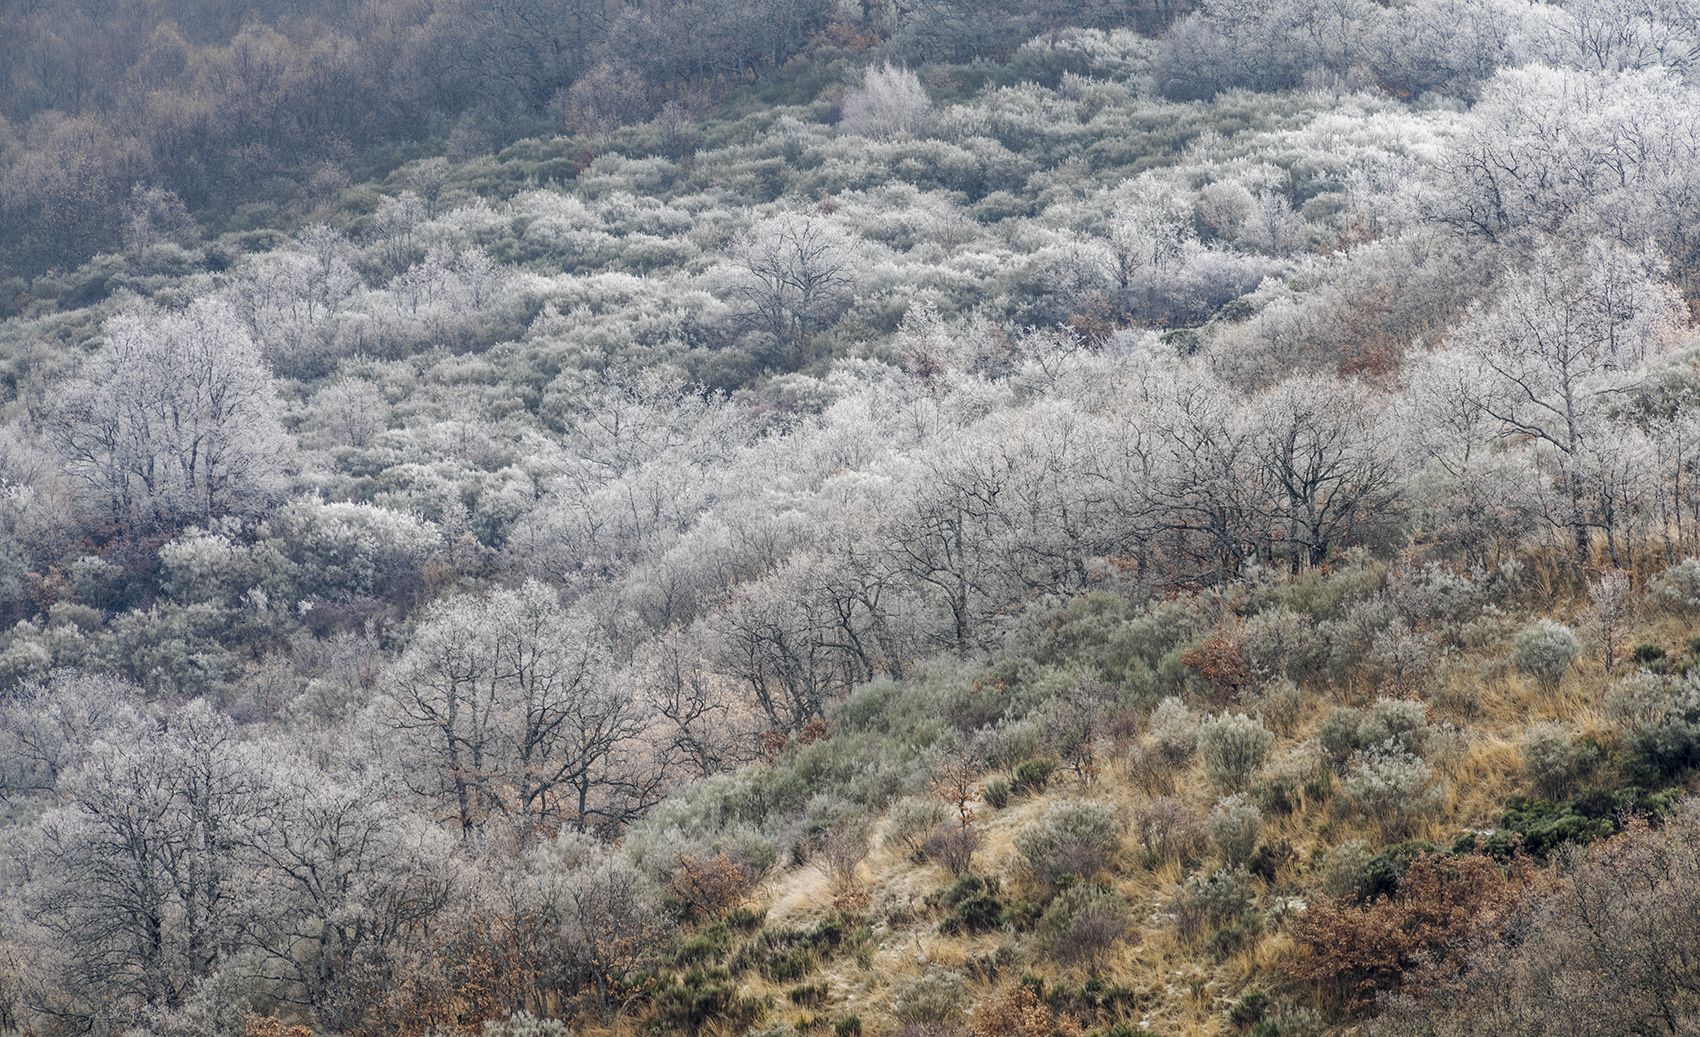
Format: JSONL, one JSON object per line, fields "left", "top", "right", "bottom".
{"left": 732, "top": 213, "right": 858, "bottom": 367}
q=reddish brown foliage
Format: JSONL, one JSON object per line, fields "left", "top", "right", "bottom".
{"left": 809, "top": 21, "right": 881, "bottom": 53}
{"left": 246, "top": 1017, "right": 313, "bottom": 1037}
{"left": 1065, "top": 294, "right": 1132, "bottom": 349}
{"left": 970, "top": 986, "right": 1082, "bottom": 1037}
{"left": 671, "top": 853, "right": 754, "bottom": 920}
{"left": 758, "top": 727, "right": 791, "bottom": 762}
{"left": 1179, "top": 622, "right": 1252, "bottom": 702}
{"left": 1286, "top": 853, "right": 1537, "bottom": 1012}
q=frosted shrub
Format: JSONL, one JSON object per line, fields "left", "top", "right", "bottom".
{"left": 1344, "top": 740, "right": 1445, "bottom": 834}
{"left": 1512, "top": 619, "right": 1582, "bottom": 691}
{"left": 1208, "top": 794, "right": 1263, "bottom": 866}
{"left": 1014, "top": 799, "right": 1121, "bottom": 884}
{"left": 1150, "top": 696, "right": 1197, "bottom": 760}
{"left": 1318, "top": 839, "right": 1373, "bottom": 898}
{"left": 1197, "top": 711, "right": 1275, "bottom": 792}
{"left": 885, "top": 795, "right": 948, "bottom": 858}
{"left": 1650, "top": 558, "right": 1700, "bottom": 611}
{"left": 841, "top": 64, "right": 936, "bottom": 141}
{"left": 892, "top": 967, "right": 964, "bottom": 1023}
{"left": 1320, "top": 698, "right": 1430, "bottom": 774}
{"left": 1183, "top": 865, "right": 1254, "bottom": 922}
{"left": 1521, "top": 722, "right": 1599, "bottom": 800}
{"left": 1252, "top": 1007, "right": 1323, "bottom": 1037}
{"left": 483, "top": 1013, "right": 570, "bottom": 1037}
{"left": 1605, "top": 671, "right": 1674, "bottom": 732}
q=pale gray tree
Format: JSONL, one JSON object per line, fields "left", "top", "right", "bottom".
{"left": 732, "top": 213, "right": 859, "bottom": 361}
{"left": 49, "top": 298, "right": 293, "bottom": 534}
{"left": 1445, "top": 243, "right": 1682, "bottom": 559}
{"left": 841, "top": 63, "right": 936, "bottom": 141}
{"left": 381, "top": 580, "right": 658, "bottom": 840}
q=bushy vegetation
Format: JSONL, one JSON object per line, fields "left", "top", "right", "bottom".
{"left": 3, "top": 0, "right": 1700, "bottom": 1034}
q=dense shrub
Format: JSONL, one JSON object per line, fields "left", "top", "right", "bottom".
{"left": 1013, "top": 758, "right": 1058, "bottom": 795}
{"left": 1320, "top": 699, "right": 1431, "bottom": 775}
{"left": 892, "top": 967, "right": 966, "bottom": 1024}
{"left": 1344, "top": 740, "right": 1446, "bottom": 835}
{"left": 1150, "top": 697, "right": 1198, "bottom": 760}
{"left": 1649, "top": 558, "right": 1700, "bottom": 610}
{"left": 1208, "top": 794, "right": 1264, "bottom": 867}
{"left": 1039, "top": 884, "right": 1129, "bottom": 967}
{"left": 1183, "top": 865, "right": 1255, "bottom": 923}
{"left": 1014, "top": 800, "right": 1122, "bottom": 885}
{"left": 1287, "top": 853, "right": 1528, "bottom": 1010}
{"left": 1197, "top": 711, "right": 1275, "bottom": 792}
{"left": 1512, "top": 619, "right": 1582, "bottom": 691}
{"left": 1519, "top": 723, "right": 1599, "bottom": 800}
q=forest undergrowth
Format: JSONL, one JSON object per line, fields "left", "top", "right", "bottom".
{"left": 4, "top": 0, "right": 1700, "bottom": 1034}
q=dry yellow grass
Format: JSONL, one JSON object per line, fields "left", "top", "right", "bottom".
{"left": 592, "top": 562, "right": 1700, "bottom": 1037}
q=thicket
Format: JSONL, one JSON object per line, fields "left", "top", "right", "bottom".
{"left": 3, "top": 0, "right": 1700, "bottom": 1033}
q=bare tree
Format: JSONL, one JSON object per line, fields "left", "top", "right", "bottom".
{"left": 245, "top": 751, "right": 457, "bottom": 1030}
{"left": 381, "top": 580, "right": 657, "bottom": 841}
{"left": 48, "top": 297, "right": 293, "bottom": 535}
{"left": 1447, "top": 243, "right": 1683, "bottom": 560}
{"left": 732, "top": 213, "right": 858, "bottom": 363}
{"left": 841, "top": 63, "right": 936, "bottom": 140}
{"left": 26, "top": 701, "right": 264, "bottom": 1021}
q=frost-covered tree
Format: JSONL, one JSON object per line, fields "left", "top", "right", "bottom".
{"left": 841, "top": 64, "right": 936, "bottom": 141}
{"left": 1443, "top": 243, "right": 1683, "bottom": 559}
{"left": 25, "top": 701, "right": 264, "bottom": 1022}
{"left": 731, "top": 213, "right": 859, "bottom": 363}
{"left": 379, "top": 580, "right": 657, "bottom": 840}
{"left": 48, "top": 298, "right": 293, "bottom": 535}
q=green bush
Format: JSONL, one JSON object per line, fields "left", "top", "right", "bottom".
{"left": 834, "top": 1016, "right": 862, "bottom": 1037}
{"left": 652, "top": 966, "right": 764, "bottom": 1035}
{"left": 1013, "top": 757, "right": 1059, "bottom": 794}
{"left": 1633, "top": 643, "right": 1667, "bottom": 667}
{"left": 729, "top": 906, "right": 765, "bottom": 931}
